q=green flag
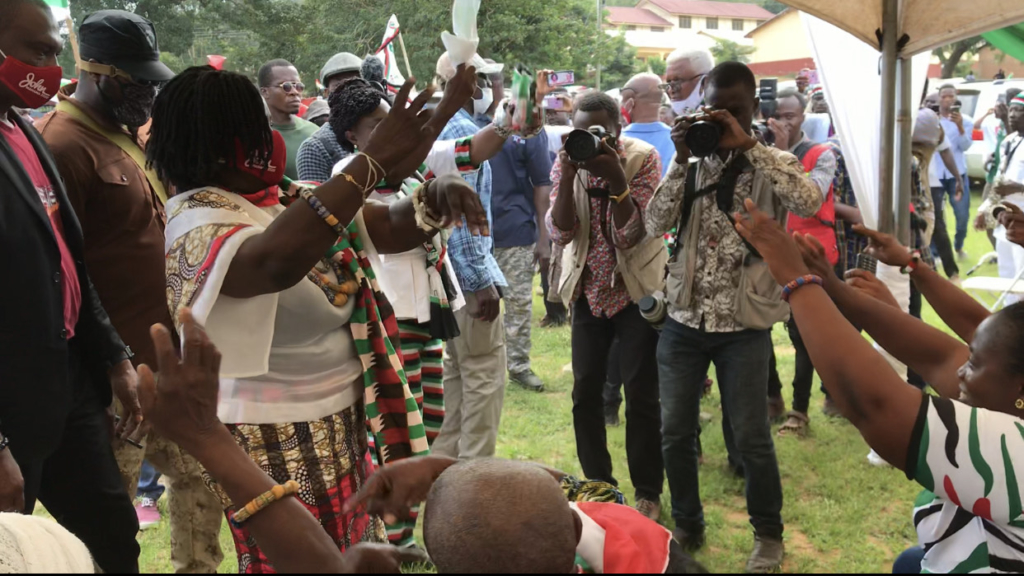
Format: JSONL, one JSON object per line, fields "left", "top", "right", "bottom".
{"left": 44, "top": 0, "right": 69, "bottom": 7}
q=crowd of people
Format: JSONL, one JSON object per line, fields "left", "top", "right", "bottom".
{"left": 2, "top": 0, "right": 1024, "bottom": 573}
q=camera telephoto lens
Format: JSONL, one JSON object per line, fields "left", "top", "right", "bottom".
{"left": 685, "top": 120, "right": 721, "bottom": 158}
{"left": 565, "top": 129, "right": 601, "bottom": 162}
{"left": 565, "top": 125, "right": 612, "bottom": 163}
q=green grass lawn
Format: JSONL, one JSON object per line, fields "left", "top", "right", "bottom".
{"left": 63, "top": 193, "right": 1002, "bottom": 573}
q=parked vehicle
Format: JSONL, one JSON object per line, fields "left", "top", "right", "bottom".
{"left": 952, "top": 80, "right": 1024, "bottom": 180}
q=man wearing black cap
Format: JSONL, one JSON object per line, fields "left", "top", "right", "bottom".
{"left": 35, "top": 9, "right": 223, "bottom": 572}
{"left": 0, "top": 1, "right": 140, "bottom": 572}
{"left": 296, "top": 52, "right": 362, "bottom": 183}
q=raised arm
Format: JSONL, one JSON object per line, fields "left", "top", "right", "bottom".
{"left": 362, "top": 175, "right": 487, "bottom": 255}
{"left": 140, "top": 311, "right": 420, "bottom": 573}
{"left": 221, "top": 72, "right": 485, "bottom": 299}
{"left": 549, "top": 152, "right": 579, "bottom": 243}
{"left": 645, "top": 119, "right": 691, "bottom": 237}
{"left": 748, "top": 144, "right": 822, "bottom": 218}
{"left": 854, "top": 224, "right": 991, "bottom": 343}
{"left": 734, "top": 201, "right": 929, "bottom": 471}
{"left": 795, "top": 231, "right": 968, "bottom": 399}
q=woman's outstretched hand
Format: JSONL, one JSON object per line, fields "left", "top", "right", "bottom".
{"left": 138, "top": 309, "right": 223, "bottom": 454}
{"left": 360, "top": 79, "right": 438, "bottom": 174}
{"left": 852, "top": 224, "right": 914, "bottom": 268}
{"left": 344, "top": 456, "right": 458, "bottom": 524}
{"left": 381, "top": 65, "right": 479, "bottom": 184}
{"left": 733, "top": 198, "right": 811, "bottom": 286}
{"left": 793, "top": 233, "right": 834, "bottom": 281}
{"left": 844, "top": 269, "right": 900, "bottom": 309}
{"left": 426, "top": 174, "right": 490, "bottom": 236}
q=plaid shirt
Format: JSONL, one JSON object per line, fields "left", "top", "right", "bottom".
{"left": 826, "top": 139, "right": 868, "bottom": 275}
{"left": 439, "top": 109, "right": 507, "bottom": 292}
{"left": 297, "top": 123, "right": 350, "bottom": 183}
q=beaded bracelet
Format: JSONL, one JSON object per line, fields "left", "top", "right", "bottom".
{"left": 230, "top": 480, "right": 300, "bottom": 528}
{"left": 412, "top": 180, "right": 446, "bottom": 233}
{"left": 300, "top": 188, "right": 348, "bottom": 238}
{"left": 900, "top": 251, "right": 922, "bottom": 275}
{"left": 781, "top": 274, "right": 823, "bottom": 302}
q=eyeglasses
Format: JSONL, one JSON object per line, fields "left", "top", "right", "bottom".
{"left": 659, "top": 73, "right": 705, "bottom": 93}
{"left": 275, "top": 82, "right": 306, "bottom": 94}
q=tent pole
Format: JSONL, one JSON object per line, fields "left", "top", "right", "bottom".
{"left": 877, "top": 0, "right": 898, "bottom": 235}
{"left": 896, "top": 56, "right": 913, "bottom": 246}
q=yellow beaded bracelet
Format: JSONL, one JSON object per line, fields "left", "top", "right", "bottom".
{"left": 230, "top": 480, "right": 300, "bottom": 528}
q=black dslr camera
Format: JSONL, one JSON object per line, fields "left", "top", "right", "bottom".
{"left": 683, "top": 111, "right": 722, "bottom": 158}
{"left": 565, "top": 125, "right": 618, "bottom": 163}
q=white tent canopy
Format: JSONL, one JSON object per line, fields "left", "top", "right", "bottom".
{"left": 802, "top": 14, "right": 932, "bottom": 230}
{"left": 783, "top": 0, "right": 1024, "bottom": 56}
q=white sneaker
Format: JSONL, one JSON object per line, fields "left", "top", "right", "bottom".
{"left": 866, "top": 449, "right": 891, "bottom": 467}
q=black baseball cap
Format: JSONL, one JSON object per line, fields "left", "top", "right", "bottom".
{"left": 79, "top": 10, "right": 175, "bottom": 83}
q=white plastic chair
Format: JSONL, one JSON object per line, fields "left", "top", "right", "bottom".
{"left": 962, "top": 266, "right": 1024, "bottom": 311}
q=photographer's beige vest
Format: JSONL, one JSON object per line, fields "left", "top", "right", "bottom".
{"left": 666, "top": 160, "right": 790, "bottom": 330}
{"left": 557, "top": 137, "right": 669, "bottom": 307}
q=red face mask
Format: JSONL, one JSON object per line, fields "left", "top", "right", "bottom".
{"left": 0, "top": 49, "right": 62, "bottom": 109}
{"left": 235, "top": 129, "right": 287, "bottom": 187}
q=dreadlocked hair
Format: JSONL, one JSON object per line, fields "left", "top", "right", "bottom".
{"left": 327, "top": 79, "right": 386, "bottom": 153}
{"left": 147, "top": 66, "right": 273, "bottom": 193}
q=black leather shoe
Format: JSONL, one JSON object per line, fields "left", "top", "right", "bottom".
{"left": 510, "top": 370, "right": 544, "bottom": 392}
{"left": 672, "top": 527, "right": 706, "bottom": 553}
{"left": 746, "top": 533, "right": 784, "bottom": 573}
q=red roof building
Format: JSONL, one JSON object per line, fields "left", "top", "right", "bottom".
{"left": 604, "top": 0, "right": 771, "bottom": 62}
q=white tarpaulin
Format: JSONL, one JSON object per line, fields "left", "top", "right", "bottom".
{"left": 783, "top": 0, "right": 1024, "bottom": 57}
{"left": 801, "top": 12, "right": 931, "bottom": 230}
{"left": 802, "top": 12, "right": 929, "bottom": 330}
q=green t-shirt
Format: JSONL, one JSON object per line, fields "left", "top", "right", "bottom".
{"left": 273, "top": 116, "right": 320, "bottom": 180}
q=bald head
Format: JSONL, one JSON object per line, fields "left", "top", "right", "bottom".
{"left": 423, "top": 459, "right": 579, "bottom": 574}
{"left": 623, "top": 72, "right": 665, "bottom": 124}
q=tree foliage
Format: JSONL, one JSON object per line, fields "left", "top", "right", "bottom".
{"left": 709, "top": 37, "right": 756, "bottom": 64}
{"left": 57, "top": 0, "right": 646, "bottom": 90}
{"left": 933, "top": 36, "right": 990, "bottom": 79}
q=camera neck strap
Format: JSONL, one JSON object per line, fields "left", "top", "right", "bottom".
{"left": 676, "top": 154, "right": 760, "bottom": 258}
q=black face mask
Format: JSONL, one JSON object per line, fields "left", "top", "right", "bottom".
{"left": 99, "top": 78, "right": 157, "bottom": 129}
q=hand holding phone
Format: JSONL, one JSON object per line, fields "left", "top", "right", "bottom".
{"left": 856, "top": 252, "right": 878, "bottom": 275}
{"left": 549, "top": 70, "right": 575, "bottom": 87}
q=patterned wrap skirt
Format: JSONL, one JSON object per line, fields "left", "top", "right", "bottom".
{"left": 203, "top": 402, "right": 387, "bottom": 574}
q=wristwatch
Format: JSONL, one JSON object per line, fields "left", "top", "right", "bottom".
{"left": 610, "top": 186, "right": 631, "bottom": 204}
{"left": 106, "top": 345, "right": 135, "bottom": 371}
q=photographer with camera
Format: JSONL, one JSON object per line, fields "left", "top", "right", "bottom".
{"left": 644, "top": 62, "right": 823, "bottom": 572}
{"left": 546, "top": 90, "right": 667, "bottom": 523}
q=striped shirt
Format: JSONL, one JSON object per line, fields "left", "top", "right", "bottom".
{"left": 907, "top": 395, "right": 1024, "bottom": 573}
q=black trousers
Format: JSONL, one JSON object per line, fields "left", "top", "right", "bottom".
{"left": 571, "top": 298, "right": 664, "bottom": 501}
{"left": 8, "top": 340, "right": 140, "bottom": 573}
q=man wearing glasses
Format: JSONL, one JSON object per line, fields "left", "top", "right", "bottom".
{"left": 35, "top": 9, "right": 225, "bottom": 572}
{"left": 663, "top": 48, "right": 714, "bottom": 117}
{"left": 258, "top": 58, "right": 319, "bottom": 179}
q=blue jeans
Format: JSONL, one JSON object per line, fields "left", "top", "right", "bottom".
{"left": 893, "top": 546, "right": 925, "bottom": 573}
{"left": 657, "top": 318, "right": 783, "bottom": 537}
{"left": 136, "top": 460, "right": 165, "bottom": 501}
{"left": 930, "top": 176, "right": 970, "bottom": 275}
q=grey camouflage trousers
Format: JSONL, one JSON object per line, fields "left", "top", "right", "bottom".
{"left": 114, "top": 431, "right": 224, "bottom": 573}
{"left": 495, "top": 244, "right": 535, "bottom": 375}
